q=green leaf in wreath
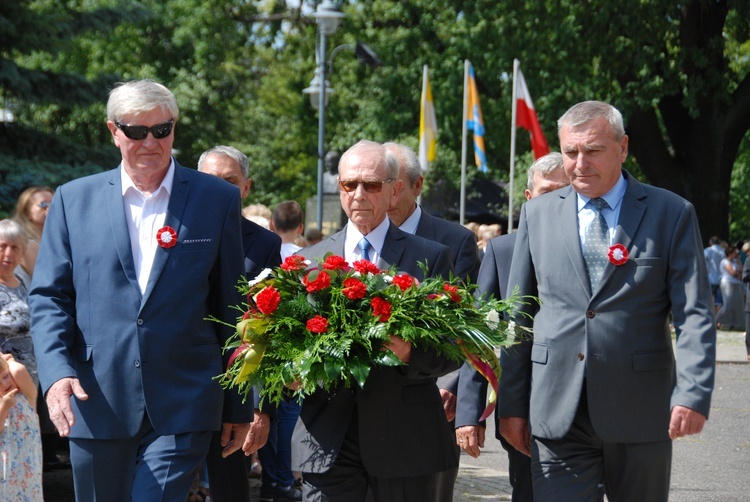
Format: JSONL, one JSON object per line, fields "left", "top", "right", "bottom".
{"left": 373, "top": 350, "right": 404, "bottom": 367}
{"left": 349, "top": 360, "right": 371, "bottom": 388}
{"left": 324, "top": 358, "right": 345, "bottom": 380}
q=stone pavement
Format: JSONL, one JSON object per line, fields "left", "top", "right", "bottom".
{"left": 41, "top": 331, "right": 748, "bottom": 501}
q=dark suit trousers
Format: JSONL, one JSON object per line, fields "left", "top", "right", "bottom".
{"left": 206, "top": 430, "right": 250, "bottom": 502}
{"left": 68, "top": 415, "right": 212, "bottom": 501}
{"left": 302, "top": 405, "right": 439, "bottom": 502}
{"left": 531, "top": 393, "right": 672, "bottom": 502}
{"left": 498, "top": 433, "right": 533, "bottom": 501}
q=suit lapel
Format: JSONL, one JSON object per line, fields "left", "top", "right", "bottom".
{"left": 599, "top": 173, "right": 646, "bottom": 287}
{"left": 141, "top": 163, "right": 189, "bottom": 306}
{"left": 378, "top": 224, "right": 406, "bottom": 270}
{"left": 558, "top": 187, "right": 593, "bottom": 296}
{"left": 106, "top": 168, "right": 140, "bottom": 294}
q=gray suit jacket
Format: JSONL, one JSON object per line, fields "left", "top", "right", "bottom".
{"left": 500, "top": 172, "right": 716, "bottom": 443}
{"left": 291, "top": 223, "right": 461, "bottom": 477}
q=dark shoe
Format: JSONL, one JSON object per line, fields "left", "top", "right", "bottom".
{"left": 274, "top": 483, "right": 302, "bottom": 502}
{"left": 259, "top": 483, "right": 276, "bottom": 502}
{"left": 43, "top": 459, "right": 71, "bottom": 472}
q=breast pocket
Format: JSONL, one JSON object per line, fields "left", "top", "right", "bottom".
{"left": 531, "top": 342, "right": 548, "bottom": 365}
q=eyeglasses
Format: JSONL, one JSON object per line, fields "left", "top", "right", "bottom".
{"left": 115, "top": 119, "right": 174, "bottom": 140}
{"left": 338, "top": 179, "right": 395, "bottom": 193}
{"left": 37, "top": 201, "right": 50, "bottom": 209}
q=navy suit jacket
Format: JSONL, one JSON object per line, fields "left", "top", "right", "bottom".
{"left": 291, "top": 223, "right": 461, "bottom": 477}
{"left": 415, "top": 209, "right": 480, "bottom": 284}
{"left": 242, "top": 217, "right": 282, "bottom": 281}
{"left": 30, "top": 161, "right": 251, "bottom": 439}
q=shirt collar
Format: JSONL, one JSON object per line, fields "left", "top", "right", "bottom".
{"left": 398, "top": 205, "right": 422, "bottom": 235}
{"left": 576, "top": 172, "right": 627, "bottom": 213}
{"left": 346, "top": 218, "right": 390, "bottom": 258}
{"left": 121, "top": 158, "right": 175, "bottom": 198}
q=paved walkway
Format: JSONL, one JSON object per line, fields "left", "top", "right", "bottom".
{"left": 42, "top": 331, "right": 748, "bottom": 501}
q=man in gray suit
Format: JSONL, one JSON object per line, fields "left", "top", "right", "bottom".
{"left": 499, "top": 101, "right": 716, "bottom": 501}
{"left": 292, "top": 140, "right": 460, "bottom": 502}
{"left": 455, "top": 152, "right": 568, "bottom": 502}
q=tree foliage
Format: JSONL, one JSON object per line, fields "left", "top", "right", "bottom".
{"left": 0, "top": 0, "right": 748, "bottom": 241}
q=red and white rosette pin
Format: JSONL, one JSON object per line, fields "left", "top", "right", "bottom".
{"left": 607, "top": 244, "right": 628, "bottom": 265}
{"left": 156, "top": 226, "right": 177, "bottom": 249}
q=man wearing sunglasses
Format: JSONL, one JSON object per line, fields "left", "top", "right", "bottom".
{"left": 292, "top": 140, "right": 461, "bottom": 502}
{"left": 29, "top": 79, "right": 251, "bottom": 501}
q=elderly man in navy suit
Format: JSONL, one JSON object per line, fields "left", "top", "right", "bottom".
{"left": 499, "top": 101, "right": 716, "bottom": 501}
{"left": 30, "top": 80, "right": 251, "bottom": 501}
{"left": 198, "top": 145, "right": 283, "bottom": 502}
{"left": 292, "top": 140, "right": 460, "bottom": 502}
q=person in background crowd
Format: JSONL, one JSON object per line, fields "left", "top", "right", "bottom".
{"left": 499, "top": 100, "right": 715, "bottom": 501}
{"left": 271, "top": 201, "right": 305, "bottom": 260}
{"left": 305, "top": 229, "right": 324, "bottom": 246}
{"left": 12, "top": 186, "right": 53, "bottom": 288}
{"left": 29, "top": 79, "right": 251, "bottom": 500}
{"left": 742, "top": 253, "right": 750, "bottom": 361}
{"left": 198, "top": 145, "right": 283, "bottom": 502}
{"left": 293, "top": 140, "right": 458, "bottom": 502}
{"left": 0, "top": 353, "right": 43, "bottom": 501}
{"left": 716, "top": 246, "right": 745, "bottom": 331}
{"left": 704, "top": 236, "right": 726, "bottom": 313}
{"left": 456, "top": 152, "right": 570, "bottom": 502}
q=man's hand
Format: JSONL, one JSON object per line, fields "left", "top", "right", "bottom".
{"left": 221, "top": 422, "right": 252, "bottom": 458}
{"left": 669, "top": 405, "right": 707, "bottom": 440}
{"left": 456, "top": 425, "right": 485, "bottom": 458}
{"left": 242, "top": 410, "right": 271, "bottom": 455}
{"left": 439, "top": 389, "right": 456, "bottom": 422}
{"left": 46, "top": 377, "right": 88, "bottom": 437}
{"left": 385, "top": 335, "right": 411, "bottom": 363}
{"left": 499, "top": 416, "right": 531, "bottom": 457}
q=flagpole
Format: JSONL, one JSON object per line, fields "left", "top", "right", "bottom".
{"left": 508, "top": 58, "right": 520, "bottom": 234}
{"left": 460, "top": 60, "right": 469, "bottom": 226}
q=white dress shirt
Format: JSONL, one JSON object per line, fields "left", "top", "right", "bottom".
{"left": 121, "top": 160, "right": 175, "bottom": 294}
{"left": 344, "top": 218, "right": 390, "bottom": 265}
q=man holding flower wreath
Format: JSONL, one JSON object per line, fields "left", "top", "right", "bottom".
{"left": 291, "top": 140, "right": 461, "bottom": 502}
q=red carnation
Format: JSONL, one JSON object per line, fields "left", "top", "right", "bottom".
{"left": 280, "top": 255, "right": 307, "bottom": 272}
{"left": 342, "top": 277, "right": 367, "bottom": 300}
{"left": 371, "top": 297, "right": 392, "bottom": 322}
{"left": 608, "top": 244, "right": 629, "bottom": 265}
{"left": 392, "top": 274, "right": 415, "bottom": 292}
{"left": 353, "top": 260, "right": 380, "bottom": 275}
{"left": 303, "top": 270, "right": 332, "bottom": 293}
{"left": 254, "top": 286, "right": 281, "bottom": 314}
{"left": 306, "top": 315, "right": 329, "bottom": 333}
{"left": 443, "top": 284, "right": 461, "bottom": 303}
{"left": 323, "top": 255, "right": 349, "bottom": 270}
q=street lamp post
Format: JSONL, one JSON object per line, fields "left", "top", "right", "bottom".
{"left": 303, "top": 0, "right": 344, "bottom": 233}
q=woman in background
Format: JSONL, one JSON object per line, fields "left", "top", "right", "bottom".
{"left": 12, "top": 186, "right": 53, "bottom": 287}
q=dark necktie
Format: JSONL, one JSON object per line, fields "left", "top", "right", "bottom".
{"left": 357, "top": 237, "right": 372, "bottom": 262}
{"left": 583, "top": 197, "right": 609, "bottom": 290}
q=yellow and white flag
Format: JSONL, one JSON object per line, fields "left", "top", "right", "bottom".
{"left": 419, "top": 65, "right": 438, "bottom": 172}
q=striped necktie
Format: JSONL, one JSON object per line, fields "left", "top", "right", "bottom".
{"left": 583, "top": 197, "right": 609, "bottom": 290}
{"left": 357, "top": 237, "right": 372, "bottom": 262}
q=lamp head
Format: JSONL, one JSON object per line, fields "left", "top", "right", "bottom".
{"left": 314, "top": 0, "right": 345, "bottom": 35}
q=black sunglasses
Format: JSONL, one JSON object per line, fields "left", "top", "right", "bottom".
{"left": 115, "top": 118, "right": 174, "bottom": 140}
{"left": 338, "top": 179, "right": 395, "bottom": 193}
